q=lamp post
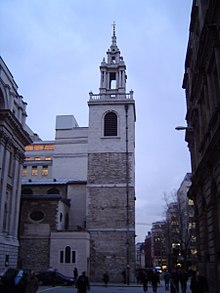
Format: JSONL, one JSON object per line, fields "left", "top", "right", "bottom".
{"left": 175, "top": 126, "right": 193, "bottom": 131}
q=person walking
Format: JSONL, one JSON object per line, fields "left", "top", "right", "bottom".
{"left": 102, "top": 272, "right": 109, "bottom": 287}
{"left": 25, "top": 271, "right": 38, "bottom": 293}
{"left": 142, "top": 271, "right": 148, "bottom": 292}
{"left": 151, "top": 270, "right": 160, "bottom": 293}
{"left": 179, "top": 269, "right": 188, "bottom": 293}
{"left": 170, "top": 269, "right": 179, "bottom": 293}
{"left": 73, "top": 267, "right": 78, "bottom": 282}
{"left": 76, "top": 272, "right": 90, "bottom": 293}
{"left": 163, "top": 270, "right": 171, "bottom": 291}
{"left": 190, "top": 271, "right": 209, "bottom": 293}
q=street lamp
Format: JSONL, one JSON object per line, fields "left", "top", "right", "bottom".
{"left": 175, "top": 126, "right": 193, "bottom": 131}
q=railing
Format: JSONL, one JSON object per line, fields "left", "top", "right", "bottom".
{"left": 89, "top": 90, "right": 134, "bottom": 101}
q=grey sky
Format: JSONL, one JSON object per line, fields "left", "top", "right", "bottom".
{"left": 0, "top": 0, "right": 192, "bottom": 242}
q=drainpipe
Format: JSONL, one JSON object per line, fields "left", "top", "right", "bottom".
{"left": 125, "top": 104, "right": 130, "bottom": 285}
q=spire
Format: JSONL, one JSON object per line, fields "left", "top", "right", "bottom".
{"left": 112, "top": 21, "right": 117, "bottom": 46}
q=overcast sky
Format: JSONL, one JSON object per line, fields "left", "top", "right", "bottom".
{"left": 1, "top": 0, "right": 192, "bottom": 243}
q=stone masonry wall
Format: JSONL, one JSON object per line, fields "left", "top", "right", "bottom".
{"left": 87, "top": 152, "right": 135, "bottom": 282}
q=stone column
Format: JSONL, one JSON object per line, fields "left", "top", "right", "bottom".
{"left": 0, "top": 141, "right": 11, "bottom": 232}
{"left": 13, "top": 153, "right": 23, "bottom": 236}
{"left": 9, "top": 151, "right": 20, "bottom": 237}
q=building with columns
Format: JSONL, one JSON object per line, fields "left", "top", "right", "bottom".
{"left": 19, "top": 26, "right": 136, "bottom": 283}
{"left": 182, "top": 1, "right": 220, "bottom": 291}
{"left": 0, "top": 57, "right": 31, "bottom": 272}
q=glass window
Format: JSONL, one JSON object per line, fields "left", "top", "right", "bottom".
{"left": 31, "top": 166, "right": 38, "bottom": 176}
{"left": 24, "top": 157, "right": 31, "bottom": 161}
{"left": 65, "top": 246, "right": 71, "bottom": 263}
{"left": 104, "top": 112, "right": 117, "bottom": 136}
{"left": 72, "top": 251, "right": 76, "bottom": 263}
{"left": 30, "top": 210, "right": 44, "bottom": 222}
{"left": 45, "top": 156, "right": 52, "bottom": 161}
{"left": 60, "top": 251, "right": 64, "bottom": 263}
{"left": 44, "top": 144, "right": 54, "bottom": 150}
{"left": 42, "top": 165, "right": 48, "bottom": 176}
{"left": 59, "top": 248, "right": 76, "bottom": 264}
{"left": 47, "top": 188, "right": 59, "bottom": 194}
{"left": 22, "top": 166, "right": 27, "bottom": 177}
{"left": 34, "top": 157, "right": 41, "bottom": 161}
{"left": 25, "top": 145, "right": 33, "bottom": 151}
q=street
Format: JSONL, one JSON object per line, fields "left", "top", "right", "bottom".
{"left": 37, "top": 281, "right": 192, "bottom": 293}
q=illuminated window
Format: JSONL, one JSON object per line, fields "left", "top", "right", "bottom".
{"left": 22, "top": 166, "right": 27, "bottom": 177}
{"left": 188, "top": 199, "right": 194, "bottom": 206}
{"left": 31, "top": 166, "right": 38, "bottom": 176}
{"left": 42, "top": 165, "right": 49, "bottom": 176}
{"left": 45, "top": 156, "right": 52, "bottom": 161}
{"left": 25, "top": 144, "right": 54, "bottom": 151}
{"left": 33, "top": 145, "right": 44, "bottom": 151}
{"left": 25, "top": 157, "right": 31, "bottom": 161}
{"left": 34, "top": 157, "right": 41, "bottom": 161}
{"left": 44, "top": 144, "right": 54, "bottom": 150}
{"left": 25, "top": 145, "right": 34, "bottom": 151}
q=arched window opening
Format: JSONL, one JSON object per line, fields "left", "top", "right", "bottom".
{"left": 65, "top": 246, "right": 71, "bottom": 263}
{"left": 65, "top": 213, "right": 69, "bottom": 230}
{"left": 104, "top": 112, "right": 117, "bottom": 136}
{"left": 21, "top": 188, "right": 33, "bottom": 195}
{"left": 47, "top": 188, "right": 59, "bottom": 194}
{"left": 109, "top": 72, "right": 116, "bottom": 89}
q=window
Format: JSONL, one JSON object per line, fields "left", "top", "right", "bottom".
{"left": 21, "top": 188, "right": 33, "bottom": 195}
{"left": 65, "top": 246, "right": 71, "bottom": 263}
{"left": 45, "top": 156, "right": 52, "bottom": 161}
{"left": 60, "top": 251, "right": 64, "bottom": 263}
{"left": 30, "top": 210, "right": 45, "bottom": 222}
{"left": 47, "top": 188, "right": 59, "bottom": 194}
{"left": 31, "top": 166, "right": 38, "bottom": 176}
{"left": 25, "top": 144, "right": 54, "bottom": 151}
{"left": 59, "top": 247, "right": 76, "bottom": 264}
{"left": 104, "top": 112, "right": 117, "bottom": 136}
{"left": 42, "top": 165, "right": 48, "bottom": 176}
{"left": 34, "top": 157, "right": 41, "bottom": 161}
{"left": 109, "top": 72, "right": 116, "bottom": 89}
{"left": 22, "top": 166, "right": 27, "bottom": 177}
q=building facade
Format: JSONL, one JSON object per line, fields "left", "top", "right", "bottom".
{"left": 19, "top": 118, "right": 90, "bottom": 276}
{"left": 151, "top": 221, "right": 167, "bottom": 269}
{"left": 19, "top": 26, "right": 136, "bottom": 283}
{"left": 0, "top": 57, "right": 31, "bottom": 272}
{"left": 182, "top": 1, "right": 220, "bottom": 291}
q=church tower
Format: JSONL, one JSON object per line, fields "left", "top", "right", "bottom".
{"left": 87, "top": 24, "right": 136, "bottom": 283}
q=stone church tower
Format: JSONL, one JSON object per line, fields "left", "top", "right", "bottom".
{"left": 87, "top": 25, "right": 136, "bottom": 283}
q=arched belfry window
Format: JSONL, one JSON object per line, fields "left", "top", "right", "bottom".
{"left": 47, "top": 188, "right": 59, "bottom": 194}
{"left": 104, "top": 112, "right": 117, "bottom": 136}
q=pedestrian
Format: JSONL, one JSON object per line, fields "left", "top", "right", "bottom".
{"left": 179, "top": 269, "right": 188, "bottom": 293}
{"left": 102, "top": 272, "right": 109, "bottom": 287}
{"left": 163, "top": 270, "right": 171, "bottom": 291}
{"left": 76, "top": 271, "right": 90, "bottom": 293}
{"left": 121, "top": 270, "right": 126, "bottom": 284}
{"left": 151, "top": 270, "right": 160, "bottom": 293}
{"left": 170, "top": 269, "right": 179, "bottom": 293}
{"left": 142, "top": 271, "right": 148, "bottom": 292}
{"left": 73, "top": 267, "right": 78, "bottom": 282}
{"left": 25, "top": 271, "right": 38, "bottom": 293}
{"left": 190, "top": 271, "right": 209, "bottom": 293}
